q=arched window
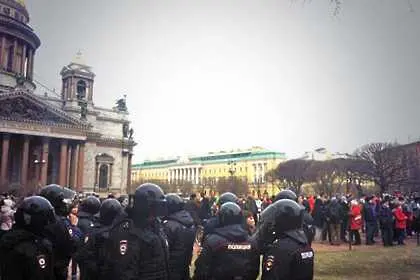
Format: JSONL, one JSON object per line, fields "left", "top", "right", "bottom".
{"left": 99, "top": 164, "right": 109, "bottom": 189}
{"left": 95, "top": 153, "right": 114, "bottom": 191}
{"left": 76, "top": 80, "right": 87, "bottom": 99}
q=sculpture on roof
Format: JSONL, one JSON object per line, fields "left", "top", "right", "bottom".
{"left": 129, "top": 128, "right": 134, "bottom": 140}
{"left": 116, "top": 95, "right": 128, "bottom": 112}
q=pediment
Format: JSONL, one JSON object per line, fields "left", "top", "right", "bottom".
{"left": 96, "top": 153, "right": 114, "bottom": 163}
{"left": 0, "top": 89, "right": 89, "bottom": 128}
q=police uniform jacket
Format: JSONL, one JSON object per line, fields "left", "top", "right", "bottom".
{"left": 163, "top": 210, "right": 196, "bottom": 280}
{"left": 194, "top": 224, "right": 260, "bottom": 280}
{"left": 262, "top": 230, "right": 314, "bottom": 280}
{"left": 94, "top": 211, "right": 170, "bottom": 280}
{"left": 44, "top": 215, "right": 74, "bottom": 280}
{"left": 77, "top": 211, "right": 97, "bottom": 236}
{"left": 74, "top": 223, "right": 111, "bottom": 280}
{"left": 0, "top": 228, "right": 55, "bottom": 280}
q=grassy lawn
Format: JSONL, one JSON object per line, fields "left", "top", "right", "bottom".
{"left": 191, "top": 243, "right": 420, "bottom": 280}
{"left": 314, "top": 245, "right": 420, "bottom": 280}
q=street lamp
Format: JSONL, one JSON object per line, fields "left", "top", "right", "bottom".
{"left": 228, "top": 160, "right": 237, "bottom": 192}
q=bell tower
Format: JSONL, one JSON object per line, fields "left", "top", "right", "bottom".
{"left": 60, "top": 51, "right": 95, "bottom": 109}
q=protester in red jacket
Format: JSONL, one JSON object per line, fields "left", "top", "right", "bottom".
{"left": 308, "top": 196, "right": 315, "bottom": 214}
{"left": 349, "top": 200, "right": 362, "bottom": 245}
{"left": 393, "top": 204, "right": 408, "bottom": 245}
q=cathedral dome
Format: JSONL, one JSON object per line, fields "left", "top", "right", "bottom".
{"left": 0, "top": 0, "right": 40, "bottom": 90}
{"left": 0, "top": 0, "right": 30, "bottom": 24}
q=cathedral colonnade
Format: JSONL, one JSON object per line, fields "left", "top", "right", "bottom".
{"left": 0, "top": 132, "right": 85, "bottom": 193}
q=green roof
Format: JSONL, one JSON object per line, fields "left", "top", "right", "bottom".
{"left": 132, "top": 149, "right": 286, "bottom": 169}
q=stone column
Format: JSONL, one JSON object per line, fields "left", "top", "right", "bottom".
{"left": 20, "top": 135, "right": 30, "bottom": 188}
{"left": 187, "top": 168, "right": 190, "bottom": 182}
{"left": 94, "top": 162, "right": 99, "bottom": 187}
{"left": 262, "top": 162, "right": 266, "bottom": 183}
{"left": 167, "top": 169, "right": 171, "bottom": 183}
{"left": 127, "top": 153, "right": 132, "bottom": 191}
{"left": 66, "top": 145, "right": 72, "bottom": 187}
{"left": 40, "top": 138, "right": 49, "bottom": 186}
{"left": 59, "top": 140, "right": 68, "bottom": 186}
{"left": 70, "top": 144, "right": 79, "bottom": 189}
{"left": 195, "top": 167, "right": 199, "bottom": 185}
{"left": 21, "top": 44, "right": 26, "bottom": 75}
{"left": 30, "top": 50, "right": 34, "bottom": 80}
{"left": 109, "top": 164, "right": 113, "bottom": 187}
{"left": 12, "top": 39, "right": 17, "bottom": 72}
{"left": 0, "top": 134, "right": 10, "bottom": 187}
{"left": 175, "top": 169, "right": 178, "bottom": 183}
{"left": 0, "top": 36, "right": 4, "bottom": 69}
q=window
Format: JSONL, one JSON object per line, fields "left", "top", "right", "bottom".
{"left": 14, "top": 11, "right": 19, "bottom": 19}
{"left": 76, "top": 80, "right": 87, "bottom": 99}
{"left": 3, "top": 7, "right": 10, "bottom": 16}
{"left": 95, "top": 153, "right": 114, "bottom": 190}
{"left": 99, "top": 165, "right": 109, "bottom": 189}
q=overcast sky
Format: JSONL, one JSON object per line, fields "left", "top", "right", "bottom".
{"left": 26, "top": 0, "right": 420, "bottom": 162}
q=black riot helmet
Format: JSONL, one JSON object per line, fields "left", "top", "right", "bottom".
{"left": 166, "top": 193, "right": 185, "bottom": 214}
{"left": 260, "top": 199, "right": 303, "bottom": 235}
{"left": 134, "top": 183, "right": 167, "bottom": 218}
{"left": 79, "top": 196, "right": 101, "bottom": 215}
{"left": 218, "top": 202, "right": 243, "bottom": 226}
{"left": 99, "top": 198, "right": 123, "bottom": 226}
{"left": 39, "top": 184, "right": 76, "bottom": 216}
{"left": 274, "top": 189, "right": 298, "bottom": 202}
{"left": 14, "top": 196, "right": 56, "bottom": 233}
{"left": 218, "top": 192, "right": 238, "bottom": 206}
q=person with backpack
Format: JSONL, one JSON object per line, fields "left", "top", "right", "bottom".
{"left": 75, "top": 198, "right": 123, "bottom": 279}
{"left": 326, "top": 197, "right": 343, "bottom": 245}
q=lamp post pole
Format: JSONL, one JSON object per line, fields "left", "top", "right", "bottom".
{"left": 228, "top": 160, "right": 237, "bottom": 192}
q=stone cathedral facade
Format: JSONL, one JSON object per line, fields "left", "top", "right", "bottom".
{"left": 0, "top": 0, "right": 136, "bottom": 196}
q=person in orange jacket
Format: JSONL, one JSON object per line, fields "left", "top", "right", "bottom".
{"left": 349, "top": 200, "right": 362, "bottom": 245}
{"left": 393, "top": 201, "right": 408, "bottom": 245}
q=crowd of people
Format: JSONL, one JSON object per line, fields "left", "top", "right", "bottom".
{"left": 0, "top": 185, "right": 315, "bottom": 280}
{"left": 182, "top": 190, "right": 420, "bottom": 248}
{"left": 1, "top": 184, "right": 419, "bottom": 280}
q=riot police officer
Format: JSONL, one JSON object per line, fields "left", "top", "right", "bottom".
{"left": 259, "top": 199, "right": 314, "bottom": 280}
{"left": 163, "top": 193, "right": 196, "bottom": 280}
{"left": 77, "top": 195, "right": 101, "bottom": 236}
{"left": 75, "top": 198, "right": 123, "bottom": 280}
{"left": 203, "top": 192, "right": 239, "bottom": 235}
{"left": 95, "top": 183, "right": 170, "bottom": 280}
{"left": 40, "top": 184, "right": 77, "bottom": 280}
{"left": 194, "top": 202, "right": 260, "bottom": 280}
{"left": 0, "top": 196, "right": 56, "bottom": 280}
{"left": 274, "top": 190, "right": 315, "bottom": 246}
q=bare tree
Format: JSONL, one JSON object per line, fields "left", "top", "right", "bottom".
{"left": 333, "top": 157, "right": 374, "bottom": 196}
{"left": 269, "top": 159, "right": 313, "bottom": 195}
{"left": 355, "top": 143, "right": 406, "bottom": 194}
{"left": 216, "top": 176, "right": 249, "bottom": 196}
{"left": 305, "top": 160, "right": 342, "bottom": 196}
{"left": 265, "top": 169, "right": 283, "bottom": 191}
{"left": 130, "top": 179, "right": 178, "bottom": 194}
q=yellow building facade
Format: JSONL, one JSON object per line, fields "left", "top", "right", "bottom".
{"left": 131, "top": 147, "right": 286, "bottom": 196}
